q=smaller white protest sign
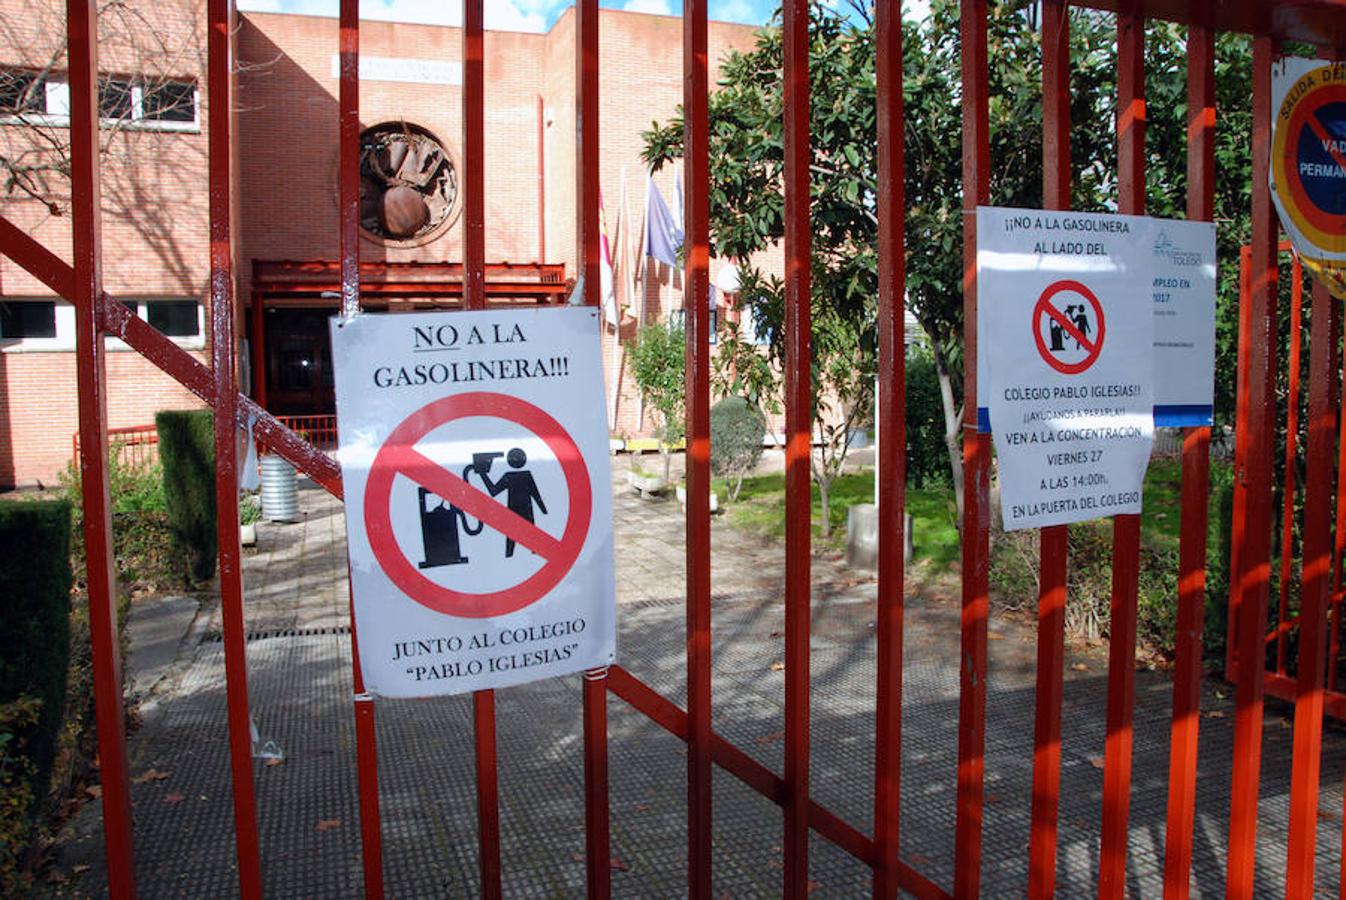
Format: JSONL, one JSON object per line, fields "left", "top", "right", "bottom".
{"left": 977, "top": 207, "right": 1155, "bottom": 531}
{"left": 1150, "top": 222, "right": 1217, "bottom": 426}
{"left": 331, "top": 307, "right": 615, "bottom": 698}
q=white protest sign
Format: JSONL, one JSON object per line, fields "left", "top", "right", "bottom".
{"left": 976, "top": 206, "right": 1155, "bottom": 531}
{"left": 978, "top": 217, "right": 1216, "bottom": 430}
{"left": 331, "top": 307, "right": 616, "bottom": 698}
{"left": 1150, "top": 222, "right": 1217, "bottom": 426}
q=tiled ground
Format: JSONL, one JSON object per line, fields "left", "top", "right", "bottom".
{"left": 52, "top": 457, "right": 1346, "bottom": 897}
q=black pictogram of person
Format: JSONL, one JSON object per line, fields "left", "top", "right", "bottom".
{"left": 1071, "top": 305, "right": 1091, "bottom": 349}
{"left": 481, "top": 448, "right": 548, "bottom": 558}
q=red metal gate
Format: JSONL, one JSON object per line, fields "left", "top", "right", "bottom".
{"left": 2, "top": 1, "right": 1345, "bottom": 898}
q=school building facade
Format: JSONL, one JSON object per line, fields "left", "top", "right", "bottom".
{"left": 0, "top": 2, "right": 762, "bottom": 487}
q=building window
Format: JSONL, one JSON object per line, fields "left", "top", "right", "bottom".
{"left": 0, "top": 68, "right": 198, "bottom": 131}
{"left": 0, "top": 69, "right": 44, "bottom": 115}
{"left": 0, "top": 300, "right": 56, "bottom": 339}
{"left": 98, "top": 76, "right": 133, "bottom": 120}
{"left": 146, "top": 300, "right": 200, "bottom": 337}
{"left": 667, "top": 308, "right": 718, "bottom": 345}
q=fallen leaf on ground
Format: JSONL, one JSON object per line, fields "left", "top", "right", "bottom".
{"left": 755, "top": 731, "right": 785, "bottom": 746}
{"left": 1320, "top": 806, "right": 1342, "bottom": 822}
{"left": 85, "top": 785, "right": 102, "bottom": 799}
{"left": 807, "top": 879, "right": 821, "bottom": 893}
{"left": 634, "top": 803, "right": 650, "bottom": 812}
{"left": 163, "top": 792, "right": 185, "bottom": 805}
{"left": 1088, "top": 756, "right": 1106, "bottom": 770}
{"left": 768, "top": 859, "right": 783, "bottom": 870}
{"left": 1204, "top": 709, "right": 1226, "bottom": 719}
{"left": 316, "top": 819, "right": 341, "bottom": 832}
{"left": 572, "top": 853, "right": 585, "bottom": 863}
{"left": 265, "top": 757, "right": 286, "bottom": 768}
{"left": 132, "top": 768, "right": 170, "bottom": 784}
{"left": 770, "top": 661, "right": 785, "bottom": 672}
{"left": 72, "top": 865, "right": 90, "bottom": 875}
{"left": 610, "top": 857, "right": 629, "bottom": 871}
{"left": 1071, "top": 662, "right": 1089, "bottom": 672}
{"left": 988, "top": 632, "right": 1006, "bottom": 641}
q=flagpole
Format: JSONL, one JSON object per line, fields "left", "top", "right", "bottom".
{"left": 607, "top": 169, "right": 626, "bottom": 431}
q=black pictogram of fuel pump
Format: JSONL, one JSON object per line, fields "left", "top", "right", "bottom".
{"left": 417, "top": 451, "right": 502, "bottom": 569}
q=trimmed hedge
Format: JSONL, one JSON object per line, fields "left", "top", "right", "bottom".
{"left": 0, "top": 500, "right": 72, "bottom": 814}
{"left": 155, "top": 409, "right": 217, "bottom": 585}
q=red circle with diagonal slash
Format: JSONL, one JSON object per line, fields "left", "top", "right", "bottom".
{"left": 1032, "top": 279, "right": 1106, "bottom": 375}
{"left": 1278, "top": 83, "right": 1346, "bottom": 243}
{"left": 363, "top": 392, "right": 591, "bottom": 618}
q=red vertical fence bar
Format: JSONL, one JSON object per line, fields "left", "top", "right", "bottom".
{"left": 337, "top": 1, "right": 386, "bottom": 895}
{"left": 1275, "top": 258, "right": 1304, "bottom": 674}
{"left": 954, "top": 1, "right": 991, "bottom": 895}
{"left": 873, "top": 0, "right": 906, "bottom": 895}
{"left": 207, "top": 0, "right": 264, "bottom": 895}
{"left": 1226, "top": 35, "right": 1279, "bottom": 897}
{"left": 574, "top": 3, "right": 611, "bottom": 897}
{"left": 1227, "top": 245, "right": 1252, "bottom": 678}
{"left": 1027, "top": 3, "right": 1070, "bottom": 895}
{"left": 682, "top": 1, "right": 714, "bottom": 896}
{"left": 1161, "top": 18, "right": 1214, "bottom": 896}
{"left": 64, "top": 0, "right": 136, "bottom": 894}
{"left": 462, "top": 5, "right": 503, "bottom": 897}
{"left": 781, "top": 2, "right": 812, "bottom": 896}
{"left": 1283, "top": 279, "right": 1335, "bottom": 897}
{"left": 1098, "top": 9, "right": 1145, "bottom": 895}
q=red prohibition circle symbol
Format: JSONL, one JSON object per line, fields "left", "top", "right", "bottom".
{"left": 1032, "top": 279, "right": 1106, "bottom": 375}
{"left": 363, "top": 392, "right": 591, "bottom": 618}
{"left": 1281, "top": 84, "right": 1346, "bottom": 238}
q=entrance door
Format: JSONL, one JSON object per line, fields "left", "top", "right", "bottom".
{"left": 265, "top": 307, "right": 335, "bottom": 415}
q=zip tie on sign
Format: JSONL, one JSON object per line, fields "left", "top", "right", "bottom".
{"left": 583, "top": 666, "right": 610, "bottom": 681}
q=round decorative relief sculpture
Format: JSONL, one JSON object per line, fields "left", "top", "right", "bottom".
{"left": 359, "top": 122, "right": 460, "bottom": 246}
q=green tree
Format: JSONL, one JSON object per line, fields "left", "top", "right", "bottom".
{"left": 629, "top": 321, "right": 687, "bottom": 484}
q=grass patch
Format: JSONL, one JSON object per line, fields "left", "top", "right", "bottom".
{"left": 714, "top": 468, "right": 960, "bottom": 564}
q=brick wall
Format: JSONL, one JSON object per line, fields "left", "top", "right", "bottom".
{"left": 1, "top": 6, "right": 784, "bottom": 486}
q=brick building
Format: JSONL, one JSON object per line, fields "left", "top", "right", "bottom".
{"left": 0, "top": 3, "right": 763, "bottom": 486}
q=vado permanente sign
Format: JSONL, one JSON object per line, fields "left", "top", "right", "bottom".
{"left": 331, "top": 307, "right": 615, "bottom": 698}
{"left": 976, "top": 207, "right": 1214, "bottom": 531}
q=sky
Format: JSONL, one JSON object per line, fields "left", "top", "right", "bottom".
{"left": 234, "top": 0, "right": 931, "bottom": 32}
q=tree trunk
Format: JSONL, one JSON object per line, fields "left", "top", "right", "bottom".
{"left": 930, "top": 339, "right": 965, "bottom": 522}
{"left": 818, "top": 475, "right": 831, "bottom": 539}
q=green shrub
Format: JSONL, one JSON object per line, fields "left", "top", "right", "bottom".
{"left": 709, "top": 396, "right": 766, "bottom": 501}
{"left": 156, "top": 409, "right": 217, "bottom": 586}
{"left": 0, "top": 501, "right": 72, "bottom": 827}
{"left": 905, "top": 345, "right": 951, "bottom": 487}
{"left": 630, "top": 322, "right": 686, "bottom": 483}
{"left": 0, "top": 698, "right": 39, "bottom": 895}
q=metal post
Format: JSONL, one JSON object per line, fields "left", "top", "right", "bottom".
{"left": 207, "top": 1, "right": 264, "bottom": 895}
{"left": 575, "top": 4, "right": 611, "bottom": 897}
{"left": 1099, "top": 9, "right": 1145, "bottom": 895}
{"left": 1276, "top": 257, "right": 1304, "bottom": 675}
{"left": 682, "top": 1, "right": 713, "bottom": 896}
{"left": 461, "top": 6, "right": 502, "bottom": 897}
{"left": 1028, "top": 3, "right": 1069, "bottom": 894}
{"left": 1226, "top": 36, "right": 1279, "bottom": 896}
{"left": 782, "top": 2, "right": 813, "bottom": 895}
{"left": 874, "top": 1, "right": 907, "bottom": 895}
{"left": 338, "top": 2, "right": 386, "bottom": 895}
{"left": 1284, "top": 280, "right": 1335, "bottom": 897}
{"left": 953, "top": 1, "right": 991, "bottom": 894}
{"left": 1161, "top": 20, "right": 1214, "bottom": 896}
{"left": 65, "top": 0, "right": 136, "bottom": 894}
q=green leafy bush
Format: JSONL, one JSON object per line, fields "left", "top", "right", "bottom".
{"left": 709, "top": 396, "right": 766, "bottom": 501}
{"left": 0, "top": 501, "right": 72, "bottom": 848}
{"left": 155, "top": 409, "right": 217, "bottom": 586}
{"left": 0, "top": 698, "right": 39, "bottom": 895}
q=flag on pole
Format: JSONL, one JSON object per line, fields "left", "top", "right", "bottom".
{"left": 598, "top": 189, "right": 618, "bottom": 325}
{"left": 644, "top": 172, "right": 683, "bottom": 269}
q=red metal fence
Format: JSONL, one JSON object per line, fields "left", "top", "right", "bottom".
{"left": 3, "top": 1, "right": 1345, "bottom": 897}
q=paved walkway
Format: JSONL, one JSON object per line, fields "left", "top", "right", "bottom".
{"left": 54, "top": 456, "right": 1345, "bottom": 897}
